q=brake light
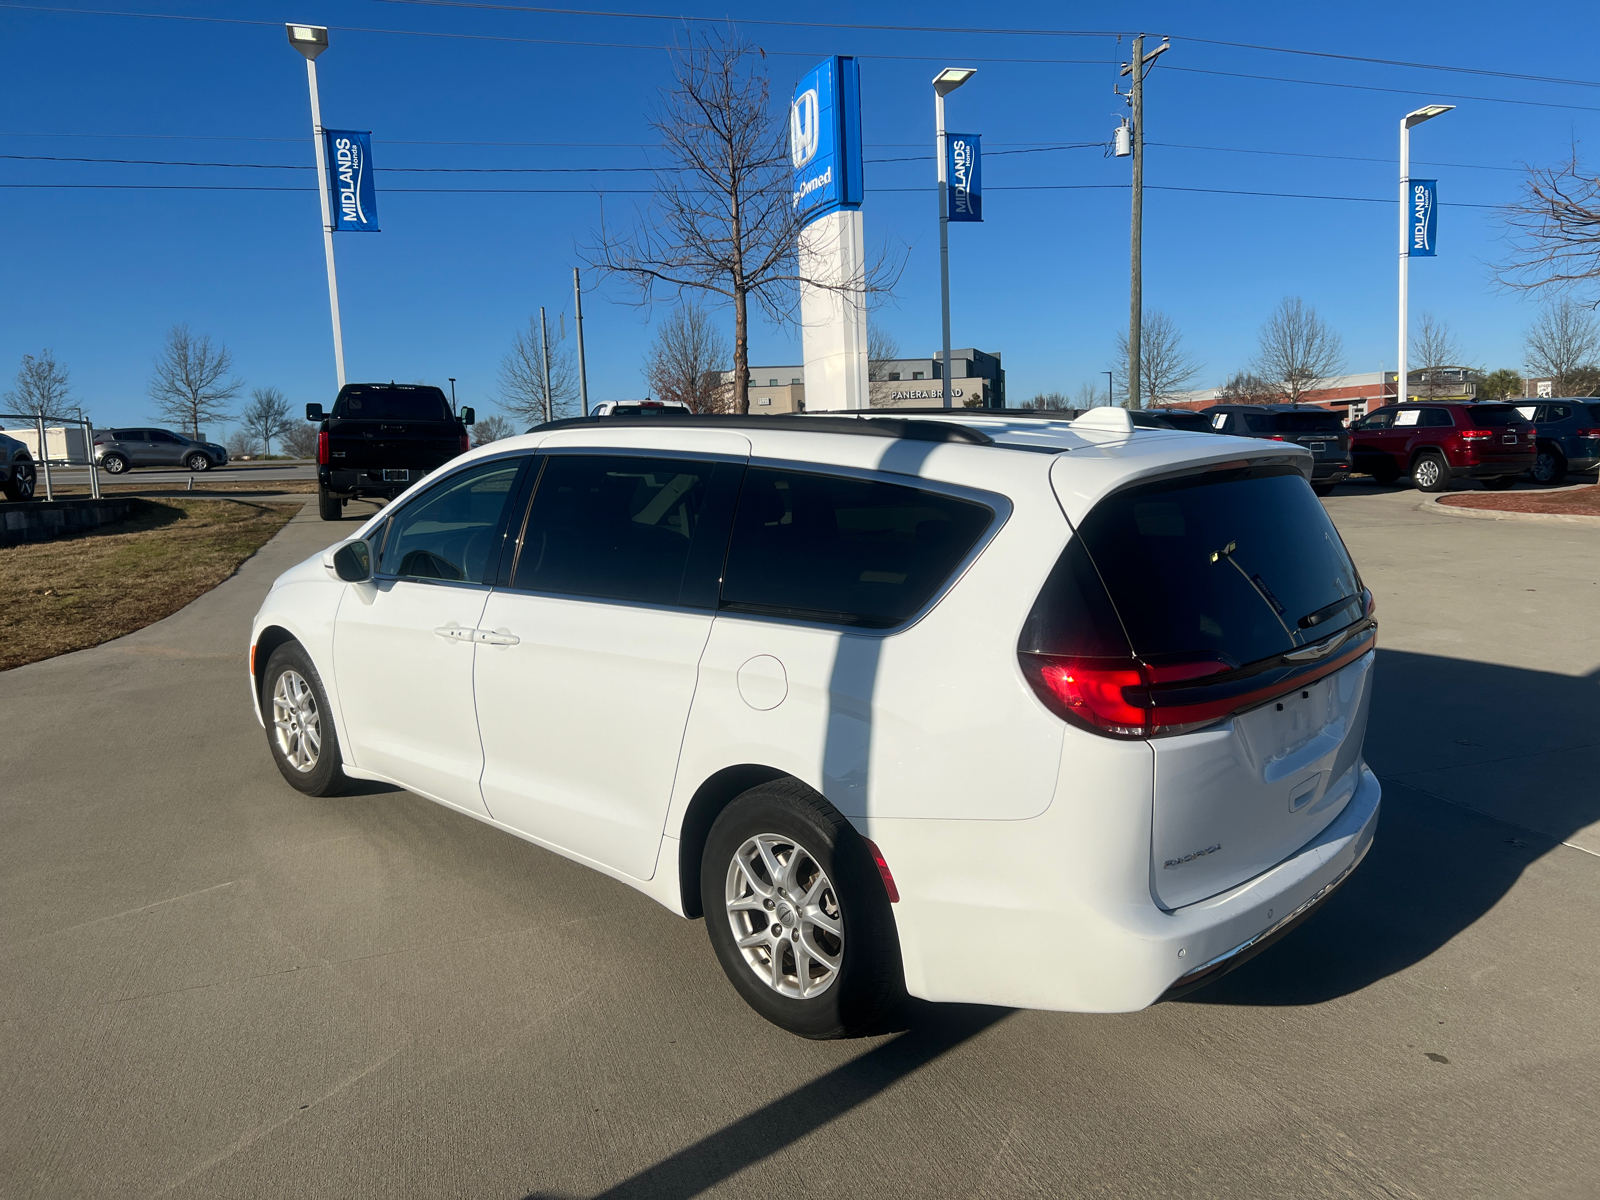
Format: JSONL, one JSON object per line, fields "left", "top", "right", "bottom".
{"left": 1459, "top": 429, "right": 1494, "bottom": 441}
{"left": 1031, "top": 657, "right": 1147, "bottom": 734}
{"left": 316, "top": 431, "right": 329, "bottom": 464}
{"left": 459, "top": 433, "right": 471, "bottom": 454}
{"left": 1576, "top": 428, "right": 1600, "bottom": 439}
{"left": 1267, "top": 435, "right": 1286, "bottom": 441}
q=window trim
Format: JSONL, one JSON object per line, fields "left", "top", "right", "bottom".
{"left": 368, "top": 451, "right": 535, "bottom": 589}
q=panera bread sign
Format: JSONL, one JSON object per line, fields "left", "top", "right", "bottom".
{"left": 889, "top": 387, "right": 965, "bottom": 401}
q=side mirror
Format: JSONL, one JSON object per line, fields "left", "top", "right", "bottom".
{"left": 331, "top": 539, "right": 373, "bottom": 583}
{"left": 460, "top": 407, "right": 475, "bottom": 426}
{"left": 306, "top": 403, "right": 324, "bottom": 421}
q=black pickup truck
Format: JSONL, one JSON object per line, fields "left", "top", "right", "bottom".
{"left": 307, "top": 384, "right": 474, "bottom": 521}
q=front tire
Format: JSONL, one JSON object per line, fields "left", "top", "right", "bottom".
{"left": 1412, "top": 452, "right": 1450, "bottom": 492}
{"left": 187, "top": 452, "right": 212, "bottom": 472}
{"left": 318, "top": 485, "right": 343, "bottom": 521}
{"left": 261, "top": 642, "right": 346, "bottom": 796}
{"left": 701, "top": 779, "right": 902, "bottom": 1039}
{"left": 1, "top": 458, "right": 36, "bottom": 501}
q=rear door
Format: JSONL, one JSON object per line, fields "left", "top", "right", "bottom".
{"left": 1276, "top": 410, "right": 1349, "bottom": 466}
{"left": 1466, "top": 404, "right": 1535, "bottom": 468}
{"left": 1066, "top": 464, "right": 1375, "bottom": 909}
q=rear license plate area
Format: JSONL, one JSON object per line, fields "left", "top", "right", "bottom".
{"left": 382, "top": 469, "right": 410, "bottom": 482}
{"left": 1502, "top": 434, "right": 1517, "bottom": 445}
{"left": 1309, "top": 442, "right": 1326, "bottom": 453}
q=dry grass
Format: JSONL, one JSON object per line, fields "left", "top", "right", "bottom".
{"left": 0, "top": 498, "right": 299, "bottom": 671}
{"left": 1440, "top": 485, "right": 1600, "bottom": 516}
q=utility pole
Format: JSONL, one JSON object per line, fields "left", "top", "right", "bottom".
{"left": 572, "top": 268, "right": 590, "bottom": 416}
{"left": 1120, "top": 35, "right": 1169, "bottom": 411}
{"left": 539, "top": 306, "right": 553, "bottom": 424}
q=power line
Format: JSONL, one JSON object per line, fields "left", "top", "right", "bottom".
{"left": 1164, "top": 64, "right": 1600, "bottom": 114}
{"left": 1148, "top": 141, "right": 1524, "bottom": 174}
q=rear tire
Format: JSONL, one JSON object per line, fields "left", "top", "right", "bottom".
{"left": 318, "top": 485, "right": 343, "bottom": 521}
{"left": 701, "top": 779, "right": 903, "bottom": 1039}
{"left": 101, "top": 453, "right": 128, "bottom": 475}
{"left": 1411, "top": 452, "right": 1450, "bottom": 492}
{"left": 1531, "top": 447, "right": 1567, "bottom": 486}
{"left": 1369, "top": 462, "right": 1400, "bottom": 485}
{"left": 261, "top": 642, "right": 346, "bottom": 796}
{"left": 1, "top": 458, "right": 36, "bottom": 502}
{"left": 186, "top": 452, "right": 211, "bottom": 472}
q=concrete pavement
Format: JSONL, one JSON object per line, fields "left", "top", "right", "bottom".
{"left": 1, "top": 488, "right": 1596, "bottom": 1198}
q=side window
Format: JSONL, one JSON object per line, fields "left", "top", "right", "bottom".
{"left": 1548, "top": 404, "right": 1572, "bottom": 421}
{"left": 1419, "top": 408, "right": 1454, "bottom": 427}
{"left": 720, "top": 468, "right": 993, "bottom": 628}
{"left": 1393, "top": 410, "right": 1421, "bottom": 427}
{"left": 1359, "top": 409, "right": 1396, "bottom": 430}
{"left": 1239, "top": 412, "right": 1275, "bottom": 435}
{"left": 150, "top": 430, "right": 182, "bottom": 443}
{"left": 511, "top": 455, "right": 718, "bottom": 606}
{"left": 1210, "top": 412, "right": 1228, "bottom": 430}
{"left": 378, "top": 457, "right": 525, "bottom": 584}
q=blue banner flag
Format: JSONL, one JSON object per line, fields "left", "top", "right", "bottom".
{"left": 1407, "top": 179, "right": 1436, "bottom": 257}
{"left": 789, "top": 57, "right": 863, "bottom": 225}
{"left": 324, "top": 130, "right": 379, "bottom": 233}
{"left": 947, "top": 133, "right": 982, "bottom": 222}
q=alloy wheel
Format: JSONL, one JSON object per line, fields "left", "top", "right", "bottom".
{"left": 271, "top": 669, "right": 321, "bottom": 772}
{"left": 14, "top": 463, "right": 35, "bottom": 498}
{"left": 1532, "top": 452, "right": 1557, "bottom": 484}
{"left": 725, "top": 833, "right": 844, "bottom": 1000}
{"left": 1414, "top": 458, "right": 1441, "bottom": 488}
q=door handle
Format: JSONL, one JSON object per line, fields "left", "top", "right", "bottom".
{"left": 474, "top": 629, "right": 519, "bottom": 646}
{"left": 433, "top": 625, "right": 473, "bottom": 642}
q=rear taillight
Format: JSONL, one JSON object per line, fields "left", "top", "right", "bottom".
{"left": 1021, "top": 655, "right": 1236, "bottom": 737}
{"left": 459, "top": 433, "right": 471, "bottom": 455}
{"left": 1267, "top": 435, "right": 1286, "bottom": 441}
{"left": 1576, "top": 427, "right": 1600, "bottom": 439}
{"left": 1459, "top": 429, "right": 1494, "bottom": 441}
{"left": 316, "top": 431, "right": 329, "bottom": 464}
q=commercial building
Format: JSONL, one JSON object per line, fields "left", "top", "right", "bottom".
{"left": 731, "top": 347, "right": 1006, "bottom": 414}
{"left": 1168, "top": 366, "right": 1484, "bottom": 424}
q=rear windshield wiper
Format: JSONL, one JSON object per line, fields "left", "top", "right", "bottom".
{"left": 1296, "top": 594, "right": 1362, "bottom": 631}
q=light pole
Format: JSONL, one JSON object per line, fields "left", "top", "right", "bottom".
{"left": 573, "top": 268, "right": 590, "bottom": 416}
{"left": 1104, "top": 370, "right": 1115, "bottom": 409}
{"left": 934, "top": 67, "right": 975, "bottom": 409}
{"left": 1397, "top": 104, "right": 1453, "bottom": 406}
{"left": 1119, "top": 36, "right": 1169, "bottom": 410}
{"left": 287, "top": 23, "right": 346, "bottom": 391}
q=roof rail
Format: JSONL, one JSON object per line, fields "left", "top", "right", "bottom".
{"left": 532, "top": 412, "right": 994, "bottom": 445}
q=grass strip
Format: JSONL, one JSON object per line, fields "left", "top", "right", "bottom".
{"left": 0, "top": 498, "right": 299, "bottom": 671}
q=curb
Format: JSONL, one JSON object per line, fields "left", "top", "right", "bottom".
{"left": 1421, "top": 494, "right": 1600, "bottom": 527}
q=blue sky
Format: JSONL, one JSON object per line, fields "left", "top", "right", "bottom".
{"left": 3, "top": 0, "right": 1597, "bottom": 433}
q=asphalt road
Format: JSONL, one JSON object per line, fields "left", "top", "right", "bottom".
{"left": 2, "top": 486, "right": 1596, "bottom": 1198}
{"left": 40, "top": 462, "right": 318, "bottom": 490}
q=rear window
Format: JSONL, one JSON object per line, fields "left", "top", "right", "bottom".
{"left": 719, "top": 468, "right": 993, "bottom": 627}
{"left": 332, "top": 386, "right": 452, "bottom": 421}
{"left": 1242, "top": 411, "right": 1344, "bottom": 434}
{"left": 1467, "top": 405, "right": 1523, "bottom": 428}
{"left": 1151, "top": 411, "right": 1215, "bottom": 433}
{"left": 1589, "top": 404, "right": 1600, "bottom": 424}
{"left": 1037, "top": 467, "right": 1364, "bottom": 670}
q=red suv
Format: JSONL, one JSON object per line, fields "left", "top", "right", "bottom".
{"left": 1349, "top": 402, "right": 1535, "bottom": 492}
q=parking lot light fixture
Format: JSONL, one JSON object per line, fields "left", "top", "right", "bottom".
{"left": 287, "top": 23, "right": 346, "bottom": 390}
{"left": 286, "top": 24, "right": 328, "bottom": 60}
{"left": 933, "top": 67, "right": 976, "bottom": 409}
{"left": 1397, "top": 104, "right": 1454, "bottom": 406}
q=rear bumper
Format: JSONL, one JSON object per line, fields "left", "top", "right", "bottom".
{"left": 1311, "top": 462, "right": 1351, "bottom": 483}
{"left": 868, "top": 762, "right": 1381, "bottom": 1013}
{"left": 1452, "top": 459, "right": 1533, "bottom": 479}
{"left": 319, "top": 467, "right": 424, "bottom": 499}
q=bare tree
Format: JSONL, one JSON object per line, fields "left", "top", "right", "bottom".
{"left": 867, "top": 324, "right": 900, "bottom": 382}
{"left": 5, "top": 349, "right": 82, "bottom": 420}
{"left": 1496, "top": 152, "right": 1600, "bottom": 300}
{"left": 226, "top": 429, "right": 263, "bottom": 458}
{"left": 1113, "top": 310, "right": 1202, "bottom": 408}
{"left": 1524, "top": 298, "right": 1600, "bottom": 394}
{"left": 148, "top": 324, "right": 241, "bottom": 440}
{"left": 472, "top": 413, "right": 517, "bottom": 445}
{"left": 585, "top": 30, "right": 897, "bottom": 413}
{"left": 1074, "top": 381, "right": 1109, "bottom": 409}
{"left": 239, "top": 386, "right": 292, "bottom": 457}
{"left": 1020, "top": 391, "right": 1073, "bottom": 411}
{"left": 499, "top": 315, "right": 579, "bottom": 425}
{"left": 644, "top": 303, "right": 732, "bottom": 413}
{"left": 1411, "top": 312, "right": 1463, "bottom": 371}
{"left": 1217, "top": 370, "right": 1276, "bottom": 404}
{"left": 281, "top": 420, "right": 319, "bottom": 460}
{"left": 1252, "top": 298, "right": 1344, "bottom": 403}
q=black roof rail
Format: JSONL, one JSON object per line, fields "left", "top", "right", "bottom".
{"left": 531, "top": 412, "right": 994, "bottom": 445}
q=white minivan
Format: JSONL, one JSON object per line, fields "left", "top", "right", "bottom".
{"left": 249, "top": 409, "right": 1379, "bottom": 1038}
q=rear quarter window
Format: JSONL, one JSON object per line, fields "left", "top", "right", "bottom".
{"left": 1468, "top": 406, "right": 1523, "bottom": 428}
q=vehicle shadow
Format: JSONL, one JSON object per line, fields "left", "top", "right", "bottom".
{"left": 1180, "top": 648, "right": 1600, "bottom": 1006}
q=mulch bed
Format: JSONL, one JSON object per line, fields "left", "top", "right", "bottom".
{"left": 1439, "top": 486, "right": 1600, "bottom": 517}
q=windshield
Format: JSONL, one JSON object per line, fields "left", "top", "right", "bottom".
{"left": 332, "top": 386, "right": 452, "bottom": 421}
{"left": 1075, "top": 466, "right": 1364, "bottom": 668}
{"left": 1151, "top": 411, "right": 1214, "bottom": 432}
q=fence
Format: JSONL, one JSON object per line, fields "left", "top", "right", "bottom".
{"left": 0, "top": 412, "right": 100, "bottom": 500}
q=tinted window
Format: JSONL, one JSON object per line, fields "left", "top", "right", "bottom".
{"left": 1242, "top": 411, "right": 1343, "bottom": 434}
{"left": 1468, "top": 405, "right": 1523, "bottom": 428}
{"left": 378, "top": 457, "right": 524, "bottom": 583}
{"left": 720, "top": 468, "right": 993, "bottom": 628}
{"left": 333, "top": 386, "right": 452, "bottom": 421}
{"left": 1357, "top": 408, "right": 1397, "bottom": 430}
{"left": 1545, "top": 404, "right": 1573, "bottom": 421}
{"left": 1152, "top": 411, "right": 1215, "bottom": 433}
{"left": 150, "top": 430, "right": 184, "bottom": 443}
{"left": 1073, "top": 467, "right": 1363, "bottom": 669}
{"left": 1419, "top": 408, "right": 1455, "bottom": 427}
{"left": 511, "top": 455, "right": 713, "bottom": 605}
{"left": 1588, "top": 405, "right": 1600, "bottom": 424}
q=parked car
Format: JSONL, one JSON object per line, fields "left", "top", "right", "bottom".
{"left": 1135, "top": 408, "right": 1218, "bottom": 433}
{"left": 306, "top": 383, "right": 474, "bottom": 521}
{"left": 1512, "top": 399, "right": 1600, "bottom": 485}
{"left": 249, "top": 409, "right": 1379, "bottom": 1037}
{"left": 93, "top": 428, "right": 229, "bottom": 474}
{"left": 591, "top": 399, "right": 692, "bottom": 418}
{"left": 1349, "top": 402, "right": 1535, "bottom": 492}
{"left": 1202, "top": 404, "right": 1351, "bottom": 495}
{"left": 0, "top": 430, "right": 37, "bottom": 501}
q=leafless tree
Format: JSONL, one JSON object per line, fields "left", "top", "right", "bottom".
{"left": 1252, "top": 298, "right": 1344, "bottom": 403}
{"left": 1217, "top": 370, "right": 1276, "bottom": 404}
{"left": 148, "top": 324, "right": 241, "bottom": 440}
{"left": 5, "top": 349, "right": 82, "bottom": 420}
{"left": 499, "top": 315, "right": 579, "bottom": 425}
{"left": 585, "top": 30, "right": 898, "bottom": 413}
{"left": 1524, "top": 298, "right": 1600, "bottom": 393}
{"left": 226, "top": 429, "right": 262, "bottom": 458}
{"left": 644, "top": 303, "right": 732, "bottom": 413}
{"left": 1113, "top": 310, "right": 1201, "bottom": 407}
{"left": 1074, "top": 381, "right": 1109, "bottom": 409}
{"left": 240, "top": 386, "right": 293, "bottom": 457}
{"left": 1020, "top": 391, "right": 1073, "bottom": 411}
{"left": 1496, "top": 152, "right": 1600, "bottom": 300}
{"left": 1411, "top": 312, "right": 1464, "bottom": 371}
{"left": 472, "top": 413, "right": 517, "bottom": 445}
{"left": 867, "top": 324, "right": 900, "bottom": 382}
{"left": 281, "top": 420, "right": 319, "bottom": 460}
